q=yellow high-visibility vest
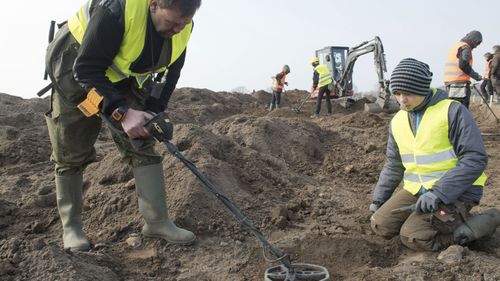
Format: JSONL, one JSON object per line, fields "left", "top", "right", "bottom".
{"left": 392, "top": 92, "right": 486, "bottom": 195}
{"left": 68, "top": 0, "right": 192, "bottom": 88}
{"left": 314, "top": 64, "right": 333, "bottom": 88}
{"left": 444, "top": 42, "right": 473, "bottom": 84}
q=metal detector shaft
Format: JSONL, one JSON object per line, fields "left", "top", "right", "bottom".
{"left": 472, "top": 83, "right": 500, "bottom": 122}
{"left": 164, "top": 141, "right": 294, "bottom": 271}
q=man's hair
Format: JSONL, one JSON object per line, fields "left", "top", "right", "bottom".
{"left": 494, "top": 45, "right": 500, "bottom": 52}
{"left": 158, "top": 0, "right": 201, "bottom": 17}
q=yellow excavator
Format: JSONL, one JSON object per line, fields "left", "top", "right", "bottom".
{"left": 293, "top": 36, "right": 399, "bottom": 113}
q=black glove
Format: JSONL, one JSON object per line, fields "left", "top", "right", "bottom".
{"left": 144, "top": 112, "right": 173, "bottom": 142}
{"left": 415, "top": 192, "right": 440, "bottom": 213}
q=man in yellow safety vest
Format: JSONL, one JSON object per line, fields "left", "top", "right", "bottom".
{"left": 310, "top": 57, "right": 333, "bottom": 118}
{"left": 44, "top": 0, "right": 201, "bottom": 251}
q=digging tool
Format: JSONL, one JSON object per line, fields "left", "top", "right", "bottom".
{"left": 472, "top": 83, "right": 500, "bottom": 123}
{"left": 292, "top": 92, "right": 312, "bottom": 113}
{"left": 391, "top": 204, "right": 416, "bottom": 214}
{"left": 101, "top": 112, "right": 330, "bottom": 281}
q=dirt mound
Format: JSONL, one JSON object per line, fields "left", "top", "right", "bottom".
{"left": 1, "top": 90, "right": 500, "bottom": 281}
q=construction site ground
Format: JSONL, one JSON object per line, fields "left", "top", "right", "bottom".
{"left": 1, "top": 89, "right": 500, "bottom": 281}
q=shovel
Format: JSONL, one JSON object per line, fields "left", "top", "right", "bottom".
{"left": 292, "top": 92, "right": 312, "bottom": 113}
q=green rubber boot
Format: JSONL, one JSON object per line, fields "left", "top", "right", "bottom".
{"left": 55, "top": 174, "right": 90, "bottom": 251}
{"left": 454, "top": 208, "right": 500, "bottom": 244}
{"left": 133, "top": 164, "right": 196, "bottom": 244}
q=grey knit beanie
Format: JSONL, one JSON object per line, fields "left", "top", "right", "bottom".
{"left": 390, "top": 58, "right": 433, "bottom": 96}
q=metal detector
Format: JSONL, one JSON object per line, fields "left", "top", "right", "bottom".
{"left": 472, "top": 83, "right": 500, "bottom": 123}
{"left": 102, "top": 113, "right": 330, "bottom": 281}
{"left": 163, "top": 141, "right": 330, "bottom": 281}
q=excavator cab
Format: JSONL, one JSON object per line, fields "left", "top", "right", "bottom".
{"left": 314, "top": 46, "right": 352, "bottom": 98}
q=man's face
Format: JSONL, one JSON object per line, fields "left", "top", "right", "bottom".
{"left": 150, "top": 1, "right": 194, "bottom": 38}
{"left": 394, "top": 92, "right": 425, "bottom": 111}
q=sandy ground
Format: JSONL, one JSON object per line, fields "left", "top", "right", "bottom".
{"left": 1, "top": 89, "right": 500, "bottom": 281}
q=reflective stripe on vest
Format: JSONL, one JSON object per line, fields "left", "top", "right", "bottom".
{"left": 391, "top": 93, "right": 486, "bottom": 195}
{"left": 68, "top": 0, "right": 192, "bottom": 88}
{"left": 444, "top": 41, "right": 473, "bottom": 83}
{"left": 314, "top": 64, "right": 333, "bottom": 88}
{"left": 272, "top": 73, "right": 286, "bottom": 90}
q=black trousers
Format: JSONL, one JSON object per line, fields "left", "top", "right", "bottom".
{"left": 315, "top": 85, "right": 332, "bottom": 114}
{"left": 271, "top": 89, "right": 282, "bottom": 109}
{"left": 480, "top": 79, "right": 493, "bottom": 99}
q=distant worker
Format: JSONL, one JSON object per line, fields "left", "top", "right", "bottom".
{"left": 490, "top": 45, "right": 500, "bottom": 98}
{"left": 44, "top": 0, "right": 201, "bottom": 251}
{"left": 370, "top": 58, "right": 500, "bottom": 252}
{"left": 269, "top": 65, "right": 290, "bottom": 111}
{"left": 480, "top": 52, "right": 494, "bottom": 100}
{"left": 444, "top": 30, "right": 483, "bottom": 109}
{"left": 310, "top": 57, "right": 333, "bottom": 118}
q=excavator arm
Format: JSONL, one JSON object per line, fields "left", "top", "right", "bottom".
{"left": 335, "top": 36, "right": 394, "bottom": 110}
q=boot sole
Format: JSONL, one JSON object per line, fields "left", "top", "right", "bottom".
{"left": 142, "top": 233, "right": 196, "bottom": 245}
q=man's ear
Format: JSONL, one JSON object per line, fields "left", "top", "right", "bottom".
{"left": 150, "top": 0, "right": 158, "bottom": 12}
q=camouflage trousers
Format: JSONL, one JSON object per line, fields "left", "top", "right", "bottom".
{"left": 44, "top": 24, "right": 161, "bottom": 176}
{"left": 370, "top": 189, "right": 475, "bottom": 251}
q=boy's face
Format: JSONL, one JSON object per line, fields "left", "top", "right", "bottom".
{"left": 393, "top": 91, "right": 425, "bottom": 111}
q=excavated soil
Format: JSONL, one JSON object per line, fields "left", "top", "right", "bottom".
{"left": 1, "top": 89, "right": 500, "bottom": 281}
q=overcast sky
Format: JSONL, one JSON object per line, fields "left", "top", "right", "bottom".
{"left": 0, "top": 0, "right": 498, "bottom": 99}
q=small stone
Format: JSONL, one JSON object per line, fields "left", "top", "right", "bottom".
{"left": 124, "top": 179, "right": 136, "bottom": 190}
{"left": 344, "top": 165, "right": 355, "bottom": 173}
{"left": 126, "top": 236, "right": 142, "bottom": 248}
{"left": 37, "top": 185, "right": 53, "bottom": 196}
{"left": 437, "top": 245, "right": 464, "bottom": 264}
{"left": 220, "top": 241, "right": 229, "bottom": 247}
{"left": 31, "top": 221, "right": 46, "bottom": 234}
{"left": 364, "top": 143, "right": 377, "bottom": 153}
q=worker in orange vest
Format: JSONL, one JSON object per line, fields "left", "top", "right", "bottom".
{"left": 480, "top": 52, "right": 494, "bottom": 100}
{"left": 443, "top": 30, "right": 483, "bottom": 109}
{"left": 269, "top": 65, "right": 290, "bottom": 111}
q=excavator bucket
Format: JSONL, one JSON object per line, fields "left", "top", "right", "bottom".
{"left": 364, "top": 97, "right": 399, "bottom": 113}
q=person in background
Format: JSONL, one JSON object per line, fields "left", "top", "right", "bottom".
{"left": 370, "top": 58, "right": 500, "bottom": 252}
{"left": 310, "top": 57, "right": 333, "bottom": 118}
{"left": 490, "top": 45, "right": 500, "bottom": 99}
{"left": 480, "top": 52, "right": 494, "bottom": 101}
{"left": 444, "top": 30, "right": 483, "bottom": 109}
{"left": 269, "top": 65, "right": 290, "bottom": 111}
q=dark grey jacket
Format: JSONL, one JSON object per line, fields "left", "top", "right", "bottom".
{"left": 372, "top": 89, "right": 487, "bottom": 205}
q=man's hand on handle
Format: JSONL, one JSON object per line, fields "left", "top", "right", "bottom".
{"left": 121, "top": 109, "right": 153, "bottom": 138}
